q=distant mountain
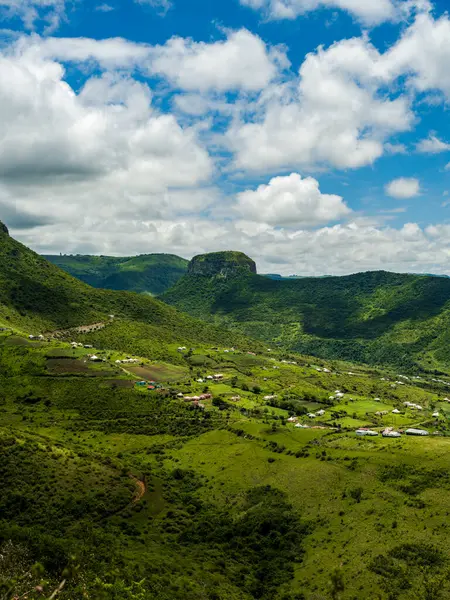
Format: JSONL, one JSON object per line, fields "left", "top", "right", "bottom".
{"left": 162, "top": 251, "right": 450, "bottom": 369}
{"left": 0, "top": 225, "right": 259, "bottom": 356}
{"left": 43, "top": 253, "right": 189, "bottom": 295}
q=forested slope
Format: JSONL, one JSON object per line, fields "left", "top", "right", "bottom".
{"left": 0, "top": 224, "right": 260, "bottom": 356}
{"left": 43, "top": 253, "right": 188, "bottom": 295}
{"left": 162, "top": 253, "right": 450, "bottom": 369}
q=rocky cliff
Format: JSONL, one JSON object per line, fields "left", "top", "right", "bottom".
{"left": 188, "top": 251, "right": 257, "bottom": 278}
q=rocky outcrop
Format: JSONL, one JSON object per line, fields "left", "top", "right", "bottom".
{"left": 188, "top": 251, "right": 257, "bottom": 278}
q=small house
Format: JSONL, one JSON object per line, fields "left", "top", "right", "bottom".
{"left": 405, "top": 428, "right": 429, "bottom": 436}
{"left": 382, "top": 428, "right": 401, "bottom": 438}
{"left": 356, "top": 429, "right": 378, "bottom": 436}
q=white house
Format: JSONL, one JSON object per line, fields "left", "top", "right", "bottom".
{"left": 356, "top": 429, "right": 378, "bottom": 436}
{"left": 405, "top": 428, "right": 429, "bottom": 436}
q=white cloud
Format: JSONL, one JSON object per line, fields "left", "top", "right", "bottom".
{"left": 0, "top": 47, "right": 213, "bottom": 239}
{"left": 149, "top": 29, "right": 287, "bottom": 92}
{"left": 235, "top": 173, "right": 351, "bottom": 226}
{"left": 385, "top": 142, "right": 408, "bottom": 154}
{"left": 15, "top": 35, "right": 152, "bottom": 70}
{"left": 416, "top": 135, "right": 450, "bottom": 154}
{"left": 95, "top": 3, "right": 114, "bottom": 11}
{"left": 386, "top": 12, "right": 450, "bottom": 99}
{"left": 238, "top": 0, "right": 426, "bottom": 26}
{"left": 228, "top": 37, "right": 413, "bottom": 172}
{"left": 386, "top": 177, "right": 420, "bottom": 198}
{"left": 135, "top": 0, "right": 172, "bottom": 16}
{"left": 0, "top": 0, "right": 69, "bottom": 31}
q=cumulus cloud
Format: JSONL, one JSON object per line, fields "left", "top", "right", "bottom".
{"left": 149, "top": 29, "right": 287, "bottom": 92}
{"left": 238, "top": 0, "right": 426, "bottom": 25}
{"left": 386, "top": 12, "right": 450, "bottom": 99}
{"left": 386, "top": 178, "right": 420, "bottom": 198}
{"left": 235, "top": 173, "right": 351, "bottom": 226}
{"left": 416, "top": 135, "right": 450, "bottom": 154}
{"left": 227, "top": 37, "right": 413, "bottom": 172}
{"left": 0, "top": 46, "right": 214, "bottom": 244}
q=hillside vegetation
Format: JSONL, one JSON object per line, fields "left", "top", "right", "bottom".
{"left": 162, "top": 252, "right": 450, "bottom": 370}
{"left": 43, "top": 253, "right": 188, "bottom": 295}
{"left": 0, "top": 225, "right": 259, "bottom": 357}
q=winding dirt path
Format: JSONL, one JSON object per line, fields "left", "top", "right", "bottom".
{"left": 130, "top": 474, "right": 146, "bottom": 504}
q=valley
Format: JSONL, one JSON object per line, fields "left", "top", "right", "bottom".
{"left": 2, "top": 224, "right": 450, "bottom": 600}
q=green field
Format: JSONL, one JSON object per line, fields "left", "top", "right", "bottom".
{"left": 2, "top": 328, "right": 450, "bottom": 600}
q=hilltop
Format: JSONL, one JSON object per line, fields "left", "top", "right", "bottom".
{"left": 162, "top": 253, "right": 450, "bottom": 370}
{"left": 43, "top": 253, "right": 189, "bottom": 295}
{"left": 188, "top": 251, "right": 257, "bottom": 277}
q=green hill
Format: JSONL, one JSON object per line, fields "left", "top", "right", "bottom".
{"left": 0, "top": 224, "right": 259, "bottom": 357}
{"left": 43, "top": 253, "right": 189, "bottom": 295}
{"left": 162, "top": 252, "right": 450, "bottom": 369}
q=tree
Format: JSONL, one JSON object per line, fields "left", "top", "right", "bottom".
{"left": 330, "top": 568, "right": 345, "bottom": 600}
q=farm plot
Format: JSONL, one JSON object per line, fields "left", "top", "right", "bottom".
{"left": 126, "top": 363, "right": 187, "bottom": 382}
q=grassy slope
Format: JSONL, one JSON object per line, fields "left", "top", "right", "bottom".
{"left": 0, "top": 230, "right": 260, "bottom": 356}
{"left": 1, "top": 332, "right": 450, "bottom": 600}
{"left": 162, "top": 270, "right": 450, "bottom": 369}
{"left": 43, "top": 253, "right": 189, "bottom": 295}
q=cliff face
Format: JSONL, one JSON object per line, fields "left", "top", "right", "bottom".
{"left": 0, "top": 221, "right": 9, "bottom": 236}
{"left": 188, "top": 251, "right": 257, "bottom": 278}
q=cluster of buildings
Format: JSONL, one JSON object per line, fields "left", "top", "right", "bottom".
{"left": 404, "top": 401, "right": 423, "bottom": 411}
{"left": 115, "top": 358, "right": 140, "bottom": 364}
{"left": 356, "top": 427, "right": 430, "bottom": 437}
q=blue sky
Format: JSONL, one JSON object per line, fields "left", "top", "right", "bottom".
{"left": 1, "top": 0, "right": 450, "bottom": 275}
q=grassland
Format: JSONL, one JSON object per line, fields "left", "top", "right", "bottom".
{"left": 2, "top": 326, "right": 450, "bottom": 600}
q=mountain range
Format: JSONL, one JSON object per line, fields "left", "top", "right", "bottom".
{"left": 161, "top": 252, "right": 450, "bottom": 370}
{"left": 36, "top": 244, "right": 450, "bottom": 370}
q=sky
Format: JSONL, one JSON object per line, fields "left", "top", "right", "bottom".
{"left": 1, "top": 0, "right": 450, "bottom": 275}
